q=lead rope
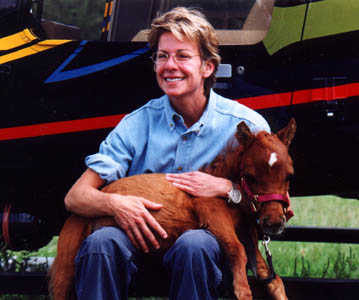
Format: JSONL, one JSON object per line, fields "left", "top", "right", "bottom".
{"left": 2, "top": 203, "right": 13, "bottom": 249}
{"left": 260, "top": 235, "right": 276, "bottom": 284}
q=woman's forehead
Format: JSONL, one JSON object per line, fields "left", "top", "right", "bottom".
{"left": 158, "top": 32, "right": 199, "bottom": 52}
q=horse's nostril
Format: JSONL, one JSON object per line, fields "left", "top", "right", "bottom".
{"left": 271, "top": 223, "right": 282, "bottom": 230}
{"left": 262, "top": 217, "right": 270, "bottom": 224}
{"left": 261, "top": 217, "right": 285, "bottom": 235}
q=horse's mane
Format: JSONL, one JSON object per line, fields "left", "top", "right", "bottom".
{"left": 201, "top": 136, "right": 244, "bottom": 181}
{"left": 201, "top": 130, "right": 281, "bottom": 182}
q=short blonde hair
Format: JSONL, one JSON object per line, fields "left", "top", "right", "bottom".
{"left": 148, "top": 7, "right": 221, "bottom": 96}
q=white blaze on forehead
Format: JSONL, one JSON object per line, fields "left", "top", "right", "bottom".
{"left": 268, "top": 152, "right": 278, "bottom": 167}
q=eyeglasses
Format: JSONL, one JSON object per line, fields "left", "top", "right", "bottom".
{"left": 150, "top": 51, "right": 201, "bottom": 65}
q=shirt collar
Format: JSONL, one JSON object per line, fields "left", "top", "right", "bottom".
{"left": 164, "top": 95, "right": 181, "bottom": 132}
{"left": 164, "top": 89, "right": 217, "bottom": 135}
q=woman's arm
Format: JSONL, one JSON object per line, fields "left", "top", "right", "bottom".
{"left": 65, "top": 168, "right": 167, "bottom": 253}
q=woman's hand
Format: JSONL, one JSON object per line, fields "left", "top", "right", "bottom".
{"left": 65, "top": 169, "right": 168, "bottom": 253}
{"left": 106, "top": 194, "right": 168, "bottom": 253}
{"left": 166, "top": 171, "right": 232, "bottom": 198}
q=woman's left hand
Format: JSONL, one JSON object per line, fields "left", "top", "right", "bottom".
{"left": 166, "top": 171, "right": 232, "bottom": 198}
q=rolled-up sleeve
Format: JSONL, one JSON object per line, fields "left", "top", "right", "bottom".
{"left": 85, "top": 119, "right": 134, "bottom": 184}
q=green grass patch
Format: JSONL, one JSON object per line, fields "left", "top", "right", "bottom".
{"left": 289, "top": 195, "right": 359, "bottom": 227}
{"left": 261, "top": 241, "right": 359, "bottom": 279}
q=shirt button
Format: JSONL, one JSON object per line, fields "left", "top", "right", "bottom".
{"left": 177, "top": 166, "right": 183, "bottom": 171}
{"left": 182, "top": 135, "right": 188, "bottom": 141}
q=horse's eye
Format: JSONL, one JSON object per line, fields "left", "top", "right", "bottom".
{"left": 244, "top": 174, "right": 257, "bottom": 185}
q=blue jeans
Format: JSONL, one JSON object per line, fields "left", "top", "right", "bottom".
{"left": 75, "top": 227, "right": 230, "bottom": 300}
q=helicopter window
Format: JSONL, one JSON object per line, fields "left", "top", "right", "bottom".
{"left": 120, "top": 0, "right": 274, "bottom": 45}
{"left": 0, "top": 0, "right": 32, "bottom": 37}
{"left": 41, "top": 0, "right": 104, "bottom": 40}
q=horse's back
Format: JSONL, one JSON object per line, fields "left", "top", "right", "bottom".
{"left": 103, "top": 173, "right": 193, "bottom": 210}
{"left": 103, "top": 173, "right": 199, "bottom": 247}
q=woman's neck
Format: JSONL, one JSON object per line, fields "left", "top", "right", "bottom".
{"left": 170, "top": 92, "right": 208, "bottom": 128}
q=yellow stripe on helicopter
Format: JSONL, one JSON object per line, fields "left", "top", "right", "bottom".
{"left": 0, "top": 29, "right": 71, "bottom": 64}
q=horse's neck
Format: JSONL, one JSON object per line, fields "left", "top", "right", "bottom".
{"left": 205, "top": 150, "right": 242, "bottom": 181}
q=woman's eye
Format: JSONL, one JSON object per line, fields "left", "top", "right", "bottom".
{"left": 176, "top": 53, "right": 191, "bottom": 61}
{"left": 157, "top": 53, "right": 167, "bottom": 60}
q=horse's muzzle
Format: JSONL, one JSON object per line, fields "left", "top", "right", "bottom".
{"left": 260, "top": 215, "right": 286, "bottom": 236}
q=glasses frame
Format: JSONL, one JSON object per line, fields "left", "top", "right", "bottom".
{"left": 150, "top": 50, "right": 201, "bottom": 66}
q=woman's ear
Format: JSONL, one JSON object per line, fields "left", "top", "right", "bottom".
{"left": 202, "top": 60, "right": 215, "bottom": 78}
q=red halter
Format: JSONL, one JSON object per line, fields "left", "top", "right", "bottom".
{"left": 240, "top": 177, "right": 290, "bottom": 209}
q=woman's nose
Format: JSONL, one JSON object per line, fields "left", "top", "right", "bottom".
{"left": 163, "top": 54, "right": 178, "bottom": 68}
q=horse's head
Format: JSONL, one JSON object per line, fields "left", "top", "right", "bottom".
{"left": 236, "top": 119, "right": 296, "bottom": 236}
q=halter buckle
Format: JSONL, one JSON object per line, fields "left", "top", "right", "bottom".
{"left": 251, "top": 195, "right": 260, "bottom": 213}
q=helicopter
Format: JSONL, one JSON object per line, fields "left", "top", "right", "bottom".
{"left": 0, "top": 0, "right": 358, "bottom": 251}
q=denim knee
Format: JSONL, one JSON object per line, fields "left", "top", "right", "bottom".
{"left": 163, "top": 229, "right": 225, "bottom": 297}
{"left": 75, "top": 227, "right": 138, "bottom": 300}
{"left": 75, "top": 226, "right": 135, "bottom": 262}
{"left": 165, "top": 229, "right": 222, "bottom": 262}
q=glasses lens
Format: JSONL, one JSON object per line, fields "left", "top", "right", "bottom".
{"left": 151, "top": 51, "right": 198, "bottom": 65}
{"left": 175, "top": 52, "right": 192, "bottom": 63}
{"left": 151, "top": 52, "right": 158, "bottom": 63}
{"left": 152, "top": 52, "right": 168, "bottom": 64}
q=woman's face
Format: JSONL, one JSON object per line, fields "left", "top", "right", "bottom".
{"left": 155, "top": 32, "right": 214, "bottom": 100}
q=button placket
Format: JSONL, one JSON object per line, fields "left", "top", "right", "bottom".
{"left": 174, "top": 132, "right": 193, "bottom": 173}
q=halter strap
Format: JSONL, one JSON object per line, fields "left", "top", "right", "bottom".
{"left": 240, "top": 177, "right": 290, "bottom": 205}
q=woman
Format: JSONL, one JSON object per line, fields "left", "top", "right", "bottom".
{"left": 65, "top": 7, "right": 270, "bottom": 300}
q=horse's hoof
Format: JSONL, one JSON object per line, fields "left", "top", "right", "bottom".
{"left": 234, "top": 286, "right": 252, "bottom": 300}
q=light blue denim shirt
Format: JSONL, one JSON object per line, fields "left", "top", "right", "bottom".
{"left": 85, "top": 90, "right": 270, "bottom": 184}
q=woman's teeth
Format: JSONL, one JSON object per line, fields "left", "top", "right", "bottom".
{"left": 166, "top": 78, "right": 183, "bottom": 82}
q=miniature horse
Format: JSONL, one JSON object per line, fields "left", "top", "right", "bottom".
{"left": 49, "top": 119, "right": 296, "bottom": 300}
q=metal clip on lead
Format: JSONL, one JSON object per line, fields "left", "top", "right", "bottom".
{"left": 262, "top": 235, "right": 271, "bottom": 256}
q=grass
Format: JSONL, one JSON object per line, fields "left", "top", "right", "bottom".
{"left": 289, "top": 195, "right": 359, "bottom": 228}
{"left": 1, "top": 195, "right": 359, "bottom": 299}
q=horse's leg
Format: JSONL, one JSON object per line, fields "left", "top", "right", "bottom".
{"left": 50, "top": 215, "right": 118, "bottom": 300}
{"left": 49, "top": 215, "right": 92, "bottom": 300}
{"left": 249, "top": 226, "right": 288, "bottom": 300}
{"left": 222, "top": 234, "right": 252, "bottom": 300}
{"left": 194, "top": 199, "right": 252, "bottom": 300}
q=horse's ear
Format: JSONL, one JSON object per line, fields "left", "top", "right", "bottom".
{"left": 236, "top": 121, "right": 254, "bottom": 147}
{"left": 276, "top": 118, "right": 296, "bottom": 147}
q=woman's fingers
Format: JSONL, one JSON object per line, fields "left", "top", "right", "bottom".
{"left": 141, "top": 199, "right": 168, "bottom": 240}
{"left": 114, "top": 196, "right": 167, "bottom": 253}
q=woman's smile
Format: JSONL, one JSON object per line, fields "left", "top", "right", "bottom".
{"left": 155, "top": 32, "right": 213, "bottom": 101}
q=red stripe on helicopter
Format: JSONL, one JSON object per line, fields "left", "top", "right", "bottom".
{"left": 0, "top": 83, "right": 358, "bottom": 141}
{"left": 0, "top": 114, "right": 125, "bottom": 141}
{"left": 236, "top": 92, "right": 291, "bottom": 109}
{"left": 237, "top": 82, "right": 359, "bottom": 110}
